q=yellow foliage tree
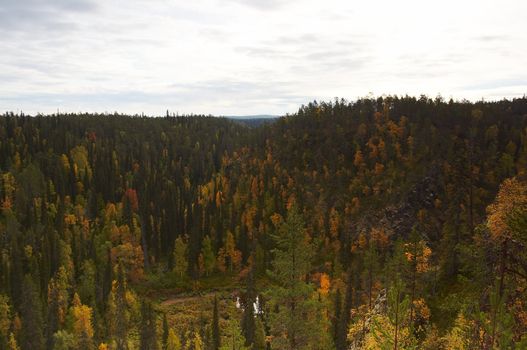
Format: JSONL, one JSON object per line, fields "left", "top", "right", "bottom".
{"left": 166, "top": 328, "right": 181, "bottom": 350}
{"left": 7, "top": 332, "right": 20, "bottom": 350}
{"left": 487, "top": 177, "right": 527, "bottom": 242}
{"left": 318, "top": 273, "right": 331, "bottom": 296}
{"left": 70, "top": 293, "right": 94, "bottom": 349}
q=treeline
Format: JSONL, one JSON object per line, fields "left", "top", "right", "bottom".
{"left": 0, "top": 96, "right": 526, "bottom": 349}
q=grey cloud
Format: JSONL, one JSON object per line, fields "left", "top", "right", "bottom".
{"left": 235, "top": 46, "right": 294, "bottom": 59}
{"left": 0, "top": 73, "right": 21, "bottom": 83}
{"left": 111, "top": 37, "right": 164, "bottom": 47}
{"left": 168, "top": 79, "right": 297, "bottom": 97}
{"left": 389, "top": 53, "right": 469, "bottom": 80}
{"left": 474, "top": 35, "right": 508, "bottom": 42}
{"left": 0, "top": 79, "right": 308, "bottom": 115}
{"left": 463, "top": 79, "right": 527, "bottom": 91}
{"left": 275, "top": 34, "right": 320, "bottom": 45}
{"left": 198, "top": 27, "right": 230, "bottom": 40}
{"left": 0, "top": 0, "right": 98, "bottom": 34}
{"left": 237, "top": 34, "right": 372, "bottom": 76}
{"left": 224, "top": 0, "right": 291, "bottom": 11}
{"left": 305, "top": 49, "right": 355, "bottom": 61}
{"left": 320, "top": 57, "right": 371, "bottom": 71}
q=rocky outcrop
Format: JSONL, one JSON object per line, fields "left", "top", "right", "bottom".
{"left": 380, "top": 172, "right": 439, "bottom": 238}
{"left": 348, "top": 289, "right": 387, "bottom": 350}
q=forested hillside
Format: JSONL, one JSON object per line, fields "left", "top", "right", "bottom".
{"left": 1, "top": 96, "right": 527, "bottom": 349}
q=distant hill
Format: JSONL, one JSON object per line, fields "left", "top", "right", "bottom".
{"left": 226, "top": 115, "right": 279, "bottom": 127}
{"left": 225, "top": 114, "right": 279, "bottom": 119}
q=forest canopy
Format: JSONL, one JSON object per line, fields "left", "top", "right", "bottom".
{"left": 0, "top": 95, "right": 527, "bottom": 349}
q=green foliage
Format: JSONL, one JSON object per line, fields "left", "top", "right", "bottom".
{"left": 79, "top": 260, "right": 96, "bottom": 306}
{"left": 173, "top": 236, "right": 188, "bottom": 278}
{"left": 253, "top": 318, "right": 267, "bottom": 350}
{"left": 266, "top": 206, "right": 331, "bottom": 350}
{"left": 478, "top": 281, "right": 514, "bottom": 349}
{"left": 219, "top": 318, "right": 249, "bottom": 350}
{"left": 0, "top": 294, "right": 11, "bottom": 344}
{"left": 109, "top": 265, "right": 130, "bottom": 350}
{"left": 0, "top": 97, "right": 527, "bottom": 348}
{"left": 20, "top": 275, "right": 45, "bottom": 350}
{"left": 201, "top": 236, "right": 216, "bottom": 276}
{"left": 53, "top": 330, "right": 76, "bottom": 350}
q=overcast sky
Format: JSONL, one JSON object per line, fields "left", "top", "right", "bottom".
{"left": 0, "top": 0, "right": 526, "bottom": 116}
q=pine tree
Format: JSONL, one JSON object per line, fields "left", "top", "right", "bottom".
{"left": 241, "top": 270, "right": 256, "bottom": 347}
{"left": 102, "top": 249, "right": 113, "bottom": 310}
{"left": 220, "top": 318, "right": 249, "bottom": 350}
{"left": 253, "top": 318, "right": 267, "bottom": 350}
{"left": 46, "top": 267, "right": 70, "bottom": 350}
{"left": 332, "top": 289, "right": 342, "bottom": 349}
{"left": 336, "top": 269, "right": 353, "bottom": 350}
{"left": 113, "top": 265, "right": 129, "bottom": 350}
{"left": 484, "top": 281, "right": 514, "bottom": 349}
{"left": 140, "top": 301, "right": 159, "bottom": 350}
{"left": 266, "top": 205, "right": 328, "bottom": 349}
{"left": 201, "top": 235, "right": 216, "bottom": 276}
{"left": 372, "top": 240, "right": 415, "bottom": 350}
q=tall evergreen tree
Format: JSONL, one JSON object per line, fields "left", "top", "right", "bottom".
{"left": 20, "top": 275, "right": 45, "bottom": 350}
{"left": 201, "top": 236, "right": 216, "bottom": 276}
{"left": 114, "top": 265, "right": 129, "bottom": 350}
{"left": 140, "top": 301, "right": 158, "bottom": 350}
{"left": 266, "top": 205, "right": 329, "bottom": 349}
{"left": 336, "top": 269, "right": 353, "bottom": 350}
{"left": 241, "top": 269, "right": 256, "bottom": 347}
{"left": 332, "top": 289, "right": 342, "bottom": 349}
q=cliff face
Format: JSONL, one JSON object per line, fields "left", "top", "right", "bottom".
{"left": 352, "top": 168, "right": 441, "bottom": 244}
{"left": 381, "top": 171, "right": 440, "bottom": 239}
